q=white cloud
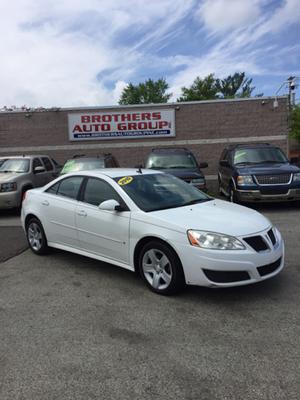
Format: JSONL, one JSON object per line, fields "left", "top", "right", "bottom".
{"left": 196, "top": 0, "right": 261, "bottom": 33}
{"left": 0, "top": 0, "right": 195, "bottom": 107}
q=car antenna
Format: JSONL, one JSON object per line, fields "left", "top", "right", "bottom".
{"left": 136, "top": 165, "right": 143, "bottom": 174}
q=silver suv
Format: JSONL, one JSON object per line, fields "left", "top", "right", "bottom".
{"left": 0, "top": 155, "right": 61, "bottom": 209}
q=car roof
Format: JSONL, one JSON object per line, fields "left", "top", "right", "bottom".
{"left": 150, "top": 147, "right": 192, "bottom": 154}
{"left": 0, "top": 155, "right": 51, "bottom": 159}
{"left": 226, "top": 143, "right": 276, "bottom": 151}
{"left": 66, "top": 157, "right": 106, "bottom": 162}
{"left": 64, "top": 168, "right": 162, "bottom": 178}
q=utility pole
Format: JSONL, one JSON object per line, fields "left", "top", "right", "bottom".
{"left": 287, "top": 76, "right": 297, "bottom": 108}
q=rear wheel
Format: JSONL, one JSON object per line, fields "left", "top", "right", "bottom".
{"left": 26, "top": 218, "right": 48, "bottom": 255}
{"left": 138, "top": 241, "right": 185, "bottom": 295}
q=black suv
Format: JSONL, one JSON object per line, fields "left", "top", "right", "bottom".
{"left": 218, "top": 143, "right": 300, "bottom": 203}
{"left": 60, "top": 154, "right": 119, "bottom": 175}
{"left": 145, "top": 147, "right": 208, "bottom": 191}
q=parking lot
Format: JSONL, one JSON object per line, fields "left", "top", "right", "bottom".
{"left": 0, "top": 203, "right": 299, "bottom": 400}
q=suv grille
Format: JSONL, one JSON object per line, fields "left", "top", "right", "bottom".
{"left": 257, "top": 257, "right": 282, "bottom": 277}
{"left": 255, "top": 174, "right": 291, "bottom": 185}
{"left": 243, "top": 236, "right": 269, "bottom": 252}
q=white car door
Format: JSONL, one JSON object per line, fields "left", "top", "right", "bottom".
{"left": 40, "top": 176, "right": 84, "bottom": 248}
{"left": 75, "top": 177, "right": 130, "bottom": 264}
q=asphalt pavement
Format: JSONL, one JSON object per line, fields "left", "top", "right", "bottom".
{"left": 0, "top": 204, "right": 299, "bottom": 400}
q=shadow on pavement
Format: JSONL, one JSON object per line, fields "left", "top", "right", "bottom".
{"left": 0, "top": 226, "right": 28, "bottom": 263}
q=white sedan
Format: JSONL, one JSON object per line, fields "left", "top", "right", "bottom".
{"left": 21, "top": 169, "right": 284, "bottom": 295}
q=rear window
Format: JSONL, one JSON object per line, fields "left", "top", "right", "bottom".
{"left": 61, "top": 159, "right": 105, "bottom": 174}
{"left": 146, "top": 152, "right": 198, "bottom": 169}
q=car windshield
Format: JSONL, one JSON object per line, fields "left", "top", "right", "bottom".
{"left": 146, "top": 153, "right": 198, "bottom": 169}
{"left": 114, "top": 173, "right": 211, "bottom": 212}
{"left": 0, "top": 158, "right": 30, "bottom": 173}
{"left": 61, "top": 159, "right": 105, "bottom": 174}
{"left": 233, "top": 148, "right": 288, "bottom": 165}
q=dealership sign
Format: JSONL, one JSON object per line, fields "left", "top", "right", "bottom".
{"left": 68, "top": 109, "right": 175, "bottom": 141}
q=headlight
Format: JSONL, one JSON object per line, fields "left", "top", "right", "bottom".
{"left": 237, "top": 175, "right": 254, "bottom": 186}
{"left": 187, "top": 230, "right": 245, "bottom": 250}
{"left": 293, "top": 172, "right": 300, "bottom": 182}
{"left": 0, "top": 182, "right": 17, "bottom": 192}
{"left": 191, "top": 178, "right": 205, "bottom": 184}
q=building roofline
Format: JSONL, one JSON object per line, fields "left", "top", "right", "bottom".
{"left": 0, "top": 96, "right": 288, "bottom": 114}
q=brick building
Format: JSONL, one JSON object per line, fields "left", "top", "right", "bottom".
{"left": 0, "top": 96, "right": 288, "bottom": 181}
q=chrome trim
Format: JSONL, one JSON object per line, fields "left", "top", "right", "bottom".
{"left": 253, "top": 174, "right": 292, "bottom": 186}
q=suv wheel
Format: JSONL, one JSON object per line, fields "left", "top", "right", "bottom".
{"left": 229, "top": 184, "right": 238, "bottom": 203}
{"left": 138, "top": 241, "right": 185, "bottom": 295}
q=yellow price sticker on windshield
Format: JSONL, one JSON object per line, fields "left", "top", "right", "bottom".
{"left": 118, "top": 176, "right": 133, "bottom": 186}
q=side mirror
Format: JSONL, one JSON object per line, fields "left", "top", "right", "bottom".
{"left": 219, "top": 160, "right": 230, "bottom": 168}
{"left": 34, "top": 166, "right": 46, "bottom": 174}
{"left": 98, "top": 199, "right": 123, "bottom": 212}
{"left": 199, "top": 162, "right": 208, "bottom": 169}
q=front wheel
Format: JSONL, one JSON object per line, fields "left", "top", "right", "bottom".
{"left": 228, "top": 184, "right": 238, "bottom": 203}
{"left": 138, "top": 241, "right": 185, "bottom": 295}
{"left": 26, "top": 218, "right": 48, "bottom": 255}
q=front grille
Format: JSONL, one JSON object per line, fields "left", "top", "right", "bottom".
{"left": 255, "top": 174, "right": 291, "bottom": 185}
{"left": 203, "top": 269, "right": 250, "bottom": 283}
{"left": 267, "top": 228, "right": 276, "bottom": 246}
{"left": 257, "top": 257, "right": 282, "bottom": 277}
{"left": 243, "top": 236, "right": 269, "bottom": 252}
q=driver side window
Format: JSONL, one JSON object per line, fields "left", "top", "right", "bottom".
{"left": 83, "top": 178, "right": 121, "bottom": 206}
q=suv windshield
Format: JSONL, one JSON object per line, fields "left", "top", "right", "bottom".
{"left": 114, "top": 173, "right": 211, "bottom": 212}
{"left": 233, "top": 147, "right": 288, "bottom": 165}
{"left": 0, "top": 158, "right": 30, "bottom": 173}
{"left": 61, "top": 159, "right": 105, "bottom": 174}
{"left": 146, "top": 153, "right": 198, "bottom": 169}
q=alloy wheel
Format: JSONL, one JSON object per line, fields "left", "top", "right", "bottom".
{"left": 142, "top": 248, "right": 173, "bottom": 290}
{"left": 28, "top": 222, "right": 43, "bottom": 251}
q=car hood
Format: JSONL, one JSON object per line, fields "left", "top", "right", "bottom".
{"left": 144, "top": 199, "right": 270, "bottom": 237}
{"left": 237, "top": 162, "right": 300, "bottom": 175}
{"left": 155, "top": 168, "right": 204, "bottom": 179}
{"left": 0, "top": 172, "right": 21, "bottom": 183}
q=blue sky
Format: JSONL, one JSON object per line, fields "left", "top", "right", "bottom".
{"left": 0, "top": 0, "right": 299, "bottom": 108}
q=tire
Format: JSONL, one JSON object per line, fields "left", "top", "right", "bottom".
{"left": 228, "top": 183, "right": 238, "bottom": 203}
{"left": 218, "top": 176, "right": 224, "bottom": 196}
{"left": 26, "top": 217, "right": 48, "bottom": 255}
{"left": 138, "top": 240, "right": 185, "bottom": 295}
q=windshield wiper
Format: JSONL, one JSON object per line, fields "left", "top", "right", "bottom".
{"left": 259, "top": 160, "right": 286, "bottom": 163}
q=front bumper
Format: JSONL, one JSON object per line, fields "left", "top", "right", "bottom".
{"left": 176, "top": 227, "right": 285, "bottom": 288}
{"left": 0, "top": 191, "right": 20, "bottom": 209}
{"left": 236, "top": 188, "right": 300, "bottom": 202}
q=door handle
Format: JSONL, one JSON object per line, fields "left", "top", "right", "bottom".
{"left": 42, "top": 200, "right": 49, "bottom": 206}
{"left": 77, "top": 210, "right": 87, "bottom": 217}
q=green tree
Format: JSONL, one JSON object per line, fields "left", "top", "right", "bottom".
{"left": 290, "top": 104, "right": 300, "bottom": 141}
{"left": 216, "top": 72, "right": 256, "bottom": 98}
{"left": 177, "top": 72, "right": 260, "bottom": 102}
{"left": 119, "top": 78, "right": 172, "bottom": 105}
{"left": 177, "top": 74, "right": 219, "bottom": 102}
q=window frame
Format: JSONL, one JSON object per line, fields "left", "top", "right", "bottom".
{"left": 45, "top": 175, "right": 85, "bottom": 201}
{"left": 79, "top": 177, "right": 130, "bottom": 210}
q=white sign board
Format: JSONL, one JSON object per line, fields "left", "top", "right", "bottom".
{"left": 68, "top": 109, "right": 175, "bottom": 141}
